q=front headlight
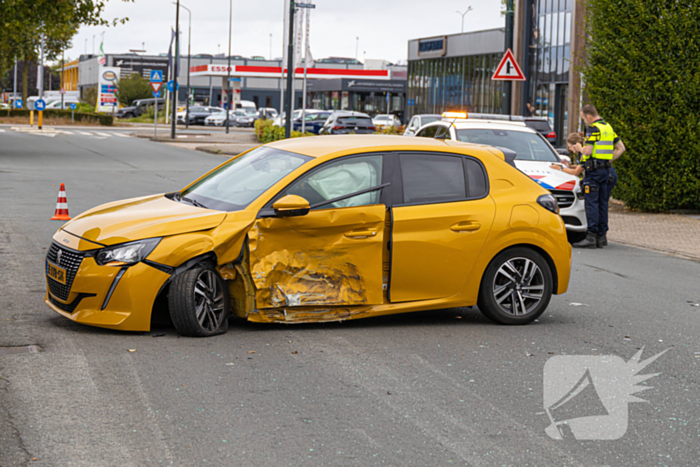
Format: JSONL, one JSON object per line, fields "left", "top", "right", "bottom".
{"left": 95, "top": 238, "right": 161, "bottom": 267}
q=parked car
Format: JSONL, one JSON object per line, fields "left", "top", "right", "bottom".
{"left": 403, "top": 114, "right": 441, "bottom": 136}
{"left": 257, "top": 107, "right": 279, "bottom": 119}
{"left": 273, "top": 109, "right": 304, "bottom": 127}
{"left": 525, "top": 117, "right": 557, "bottom": 146}
{"left": 115, "top": 98, "right": 165, "bottom": 119}
{"left": 44, "top": 135, "right": 571, "bottom": 336}
{"left": 177, "top": 106, "right": 224, "bottom": 125}
{"left": 319, "top": 111, "right": 376, "bottom": 135}
{"left": 232, "top": 109, "right": 256, "bottom": 127}
{"left": 293, "top": 110, "right": 332, "bottom": 134}
{"left": 204, "top": 110, "right": 231, "bottom": 127}
{"left": 372, "top": 114, "right": 401, "bottom": 128}
{"left": 412, "top": 112, "right": 587, "bottom": 243}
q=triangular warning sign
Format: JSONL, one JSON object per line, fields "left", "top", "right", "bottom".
{"left": 492, "top": 48, "right": 526, "bottom": 81}
{"left": 151, "top": 82, "right": 162, "bottom": 93}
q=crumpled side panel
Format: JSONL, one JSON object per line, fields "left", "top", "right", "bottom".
{"left": 248, "top": 205, "right": 386, "bottom": 311}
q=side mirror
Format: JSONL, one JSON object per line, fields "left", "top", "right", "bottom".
{"left": 272, "top": 195, "right": 310, "bottom": 218}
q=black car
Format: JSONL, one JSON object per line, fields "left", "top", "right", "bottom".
{"left": 319, "top": 111, "right": 376, "bottom": 135}
{"left": 178, "top": 106, "right": 222, "bottom": 126}
{"left": 115, "top": 98, "right": 165, "bottom": 119}
{"left": 524, "top": 117, "right": 557, "bottom": 145}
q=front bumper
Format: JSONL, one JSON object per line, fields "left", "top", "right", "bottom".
{"left": 555, "top": 191, "right": 587, "bottom": 232}
{"left": 44, "top": 241, "right": 170, "bottom": 332}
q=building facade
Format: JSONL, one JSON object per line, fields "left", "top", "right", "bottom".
{"left": 406, "top": 29, "right": 507, "bottom": 118}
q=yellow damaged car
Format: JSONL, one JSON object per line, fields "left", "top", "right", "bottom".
{"left": 44, "top": 136, "right": 571, "bottom": 337}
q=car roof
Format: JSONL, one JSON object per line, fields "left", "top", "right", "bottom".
{"left": 430, "top": 120, "right": 535, "bottom": 133}
{"left": 266, "top": 135, "right": 499, "bottom": 159}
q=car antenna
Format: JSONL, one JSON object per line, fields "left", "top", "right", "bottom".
{"left": 435, "top": 111, "right": 463, "bottom": 140}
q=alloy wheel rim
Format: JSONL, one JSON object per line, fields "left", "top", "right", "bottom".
{"left": 193, "top": 270, "right": 225, "bottom": 332}
{"left": 492, "top": 257, "right": 544, "bottom": 316}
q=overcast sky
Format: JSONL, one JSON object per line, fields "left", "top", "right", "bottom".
{"left": 65, "top": 0, "right": 504, "bottom": 64}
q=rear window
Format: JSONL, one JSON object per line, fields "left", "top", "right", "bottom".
{"left": 338, "top": 117, "right": 372, "bottom": 126}
{"left": 525, "top": 120, "right": 552, "bottom": 132}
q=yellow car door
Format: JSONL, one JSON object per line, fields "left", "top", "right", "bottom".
{"left": 249, "top": 154, "right": 388, "bottom": 310}
{"left": 389, "top": 152, "right": 496, "bottom": 303}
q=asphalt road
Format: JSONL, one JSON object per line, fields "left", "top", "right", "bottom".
{"left": 1, "top": 128, "right": 699, "bottom": 466}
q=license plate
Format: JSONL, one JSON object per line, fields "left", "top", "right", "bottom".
{"left": 47, "top": 261, "right": 67, "bottom": 285}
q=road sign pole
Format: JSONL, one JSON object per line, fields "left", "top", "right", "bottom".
{"left": 504, "top": 0, "right": 514, "bottom": 115}
{"left": 30, "top": 111, "right": 34, "bottom": 127}
{"left": 71, "top": 108, "right": 74, "bottom": 124}
{"left": 171, "top": 0, "right": 180, "bottom": 140}
{"left": 38, "top": 111, "right": 43, "bottom": 130}
{"left": 284, "top": 0, "right": 295, "bottom": 139}
{"left": 155, "top": 98, "right": 158, "bottom": 139}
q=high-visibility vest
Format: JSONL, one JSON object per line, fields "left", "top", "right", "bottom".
{"left": 582, "top": 120, "right": 616, "bottom": 161}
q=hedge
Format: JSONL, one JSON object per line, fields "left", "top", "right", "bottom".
{"left": 0, "top": 108, "right": 114, "bottom": 126}
{"left": 254, "top": 118, "right": 312, "bottom": 143}
{"left": 584, "top": 0, "right": 700, "bottom": 211}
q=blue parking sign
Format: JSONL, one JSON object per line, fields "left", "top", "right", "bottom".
{"left": 35, "top": 99, "right": 46, "bottom": 111}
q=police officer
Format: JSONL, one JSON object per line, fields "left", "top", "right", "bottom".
{"left": 550, "top": 105, "right": 625, "bottom": 248}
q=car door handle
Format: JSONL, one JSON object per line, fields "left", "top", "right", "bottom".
{"left": 344, "top": 230, "right": 377, "bottom": 239}
{"left": 451, "top": 222, "right": 481, "bottom": 232}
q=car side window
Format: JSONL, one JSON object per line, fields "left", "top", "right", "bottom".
{"left": 416, "top": 126, "right": 438, "bottom": 138}
{"left": 399, "top": 154, "right": 466, "bottom": 204}
{"left": 286, "top": 155, "right": 384, "bottom": 210}
{"left": 464, "top": 158, "right": 488, "bottom": 198}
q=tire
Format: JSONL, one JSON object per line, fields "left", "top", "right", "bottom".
{"left": 477, "top": 247, "right": 553, "bottom": 325}
{"left": 168, "top": 264, "right": 230, "bottom": 337}
{"left": 125, "top": 113, "right": 135, "bottom": 119}
{"left": 567, "top": 231, "right": 588, "bottom": 244}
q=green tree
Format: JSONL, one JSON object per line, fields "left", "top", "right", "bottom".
{"left": 0, "top": 1, "right": 131, "bottom": 102}
{"left": 584, "top": 0, "right": 700, "bottom": 211}
{"left": 115, "top": 73, "right": 152, "bottom": 106}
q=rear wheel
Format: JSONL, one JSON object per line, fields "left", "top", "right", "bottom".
{"left": 566, "top": 231, "right": 588, "bottom": 244}
{"left": 168, "top": 265, "right": 229, "bottom": 337}
{"left": 477, "top": 248, "right": 553, "bottom": 325}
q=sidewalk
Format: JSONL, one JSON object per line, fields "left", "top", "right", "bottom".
{"left": 608, "top": 202, "right": 700, "bottom": 261}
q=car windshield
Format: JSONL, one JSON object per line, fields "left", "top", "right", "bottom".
{"left": 421, "top": 116, "right": 440, "bottom": 125}
{"left": 243, "top": 108, "right": 257, "bottom": 116}
{"left": 234, "top": 110, "right": 247, "bottom": 117}
{"left": 180, "top": 147, "right": 311, "bottom": 211}
{"left": 374, "top": 115, "right": 389, "bottom": 121}
{"left": 455, "top": 129, "right": 559, "bottom": 162}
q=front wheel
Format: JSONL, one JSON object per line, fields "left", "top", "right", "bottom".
{"left": 477, "top": 247, "right": 553, "bottom": 325}
{"left": 168, "top": 265, "right": 230, "bottom": 337}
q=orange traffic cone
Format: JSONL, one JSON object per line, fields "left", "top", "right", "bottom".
{"left": 50, "top": 183, "right": 72, "bottom": 221}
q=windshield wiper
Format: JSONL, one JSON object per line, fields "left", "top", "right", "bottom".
{"left": 181, "top": 195, "right": 208, "bottom": 209}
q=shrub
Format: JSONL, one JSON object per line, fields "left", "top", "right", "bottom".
{"left": 115, "top": 73, "right": 153, "bottom": 106}
{"left": 584, "top": 0, "right": 700, "bottom": 211}
{"left": 254, "top": 118, "right": 312, "bottom": 143}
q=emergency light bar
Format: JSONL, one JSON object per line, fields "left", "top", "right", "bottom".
{"left": 441, "top": 111, "right": 525, "bottom": 122}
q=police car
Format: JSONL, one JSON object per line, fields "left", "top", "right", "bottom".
{"left": 411, "top": 112, "right": 587, "bottom": 242}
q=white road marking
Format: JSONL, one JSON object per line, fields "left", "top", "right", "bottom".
{"left": 57, "top": 130, "right": 74, "bottom": 135}
{"left": 0, "top": 129, "right": 5, "bottom": 132}
{"left": 95, "top": 132, "right": 112, "bottom": 137}
{"left": 78, "top": 131, "right": 93, "bottom": 136}
{"left": 113, "top": 133, "right": 129, "bottom": 137}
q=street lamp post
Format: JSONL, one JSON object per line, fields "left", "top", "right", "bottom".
{"left": 269, "top": 33, "right": 273, "bottom": 61}
{"left": 171, "top": 0, "right": 180, "bottom": 139}
{"left": 355, "top": 36, "right": 359, "bottom": 62}
{"left": 175, "top": 2, "right": 192, "bottom": 129}
{"left": 456, "top": 6, "right": 473, "bottom": 33}
{"left": 225, "top": 0, "right": 233, "bottom": 134}
{"left": 283, "top": 0, "right": 295, "bottom": 139}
